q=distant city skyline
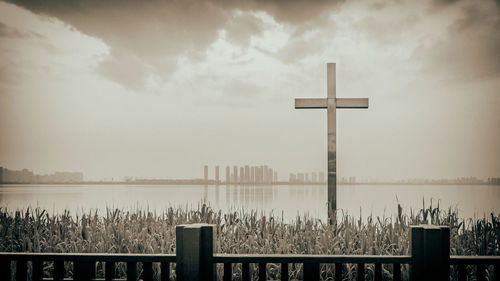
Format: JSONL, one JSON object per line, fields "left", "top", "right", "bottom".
{"left": 0, "top": 0, "right": 499, "bottom": 181}
{"left": 1, "top": 164, "right": 499, "bottom": 185}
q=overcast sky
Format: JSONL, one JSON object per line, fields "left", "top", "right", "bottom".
{"left": 0, "top": 0, "right": 499, "bottom": 181}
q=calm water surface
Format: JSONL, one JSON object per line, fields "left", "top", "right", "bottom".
{"left": 0, "top": 184, "right": 499, "bottom": 222}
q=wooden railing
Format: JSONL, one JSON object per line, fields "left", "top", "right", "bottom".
{"left": 212, "top": 254, "right": 411, "bottom": 281}
{"left": 1, "top": 224, "right": 499, "bottom": 281}
{"left": 0, "top": 252, "right": 175, "bottom": 281}
{"left": 449, "top": 256, "right": 500, "bottom": 281}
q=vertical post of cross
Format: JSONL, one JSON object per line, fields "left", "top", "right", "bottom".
{"left": 176, "top": 224, "right": 215, "bottom": 281}
{"left": 326, "top": 63, "right": 337, "bottom": 220}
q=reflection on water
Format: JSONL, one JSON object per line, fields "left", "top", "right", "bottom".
{"left": 0, "top": 184, "right": 499, "bottom": 222}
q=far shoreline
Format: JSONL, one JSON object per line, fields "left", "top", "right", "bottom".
{"left": 0, "top": 181, "right": 498, "bottom": 186}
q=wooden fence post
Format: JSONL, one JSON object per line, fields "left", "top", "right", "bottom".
{"left": 176, "top": 224, "right": 215, "bottom": 281}
{"left": 440, "top": 226, "right": 450, "bottom": 280}
{"left": 423, "top": 225, "right": 449, "bottom": 281}
{"left": 410, "top": 226, "right": 424, "bottom": 281}
{"left": 410, "top": 225, "right": 450, "bottom": 281}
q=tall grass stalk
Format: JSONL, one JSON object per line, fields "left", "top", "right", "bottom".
{"left": 0, "top": 202, "right": 498, "bottom": 280}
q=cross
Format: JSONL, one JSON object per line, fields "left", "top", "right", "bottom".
{"left": 294, "top": 63, "right": 368, "bottom": 222}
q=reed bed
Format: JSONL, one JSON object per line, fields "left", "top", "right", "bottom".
{"left": 0, "top": 201, "right": 499, "bottom": 280}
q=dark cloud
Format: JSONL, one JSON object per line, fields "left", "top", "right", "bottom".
{"left": 7, "top": 0, "right": 344, "bottom": 91}
{"left": 224, "top": 12, "right": 265, "bottom": 47}
{"left": 97, "top": 49, "right": 153, "bottom": 92}
{"left": 415, "top": 1, "right": 500, "bottom": 80}
{"left": 352, "top": 13, "right": 420, "bottom": 45}
{"left": 432, "top": 0, "right": 460, "bottom": 5}
{"left": 271, "top": 35, "right": 326, "bottom": 64}
{"left": 215, "top": 0, "right": 344, "bottom": 24}
{"left": 0, "top": 22, "right": 24, "bottom": 38}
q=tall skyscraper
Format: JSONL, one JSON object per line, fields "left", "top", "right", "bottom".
{"left": 298, "top": 173, "right": 305, "bottom": 182}
{"left": 250, "top": 166, "right": 255, "bottom": 183}
{"left": 263, "top": 165, "right": 268, "bottom": 183}
{"left": 244, "top": 165, "right": 249, "bottom": 183}
{"left": 204, "top": 165, "right": 208, "bottom": 182}
{"left": 274, "top": 171, "right": 278, "bottom": 182}
{"left": 215, "top": 166, "right": 219, "bottom": 183}
{"left": 226, "top": 166, "right": 230, "bottom": 184}
{"left": 233, "top": 166, "right": 238, "bottom": 183}
{"left": 259, "top": 166, "right": 263, "bottom": 183}
{"left": 319, "top": 172, "right": 325, "bottom": 183}
{"left": 240, "top": 167, "right": 244, "bottom": 183}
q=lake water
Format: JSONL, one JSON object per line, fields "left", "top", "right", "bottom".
{"left": 0, "top": 184, "right": 499, "bottom": 222}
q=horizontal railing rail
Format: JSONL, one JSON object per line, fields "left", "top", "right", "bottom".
{"left": 0, "top": 252, "right": 176, "bottom": 262}
{"left": 213, "top": 253, "right": 412, "bottom": 263}
{"left": 450, "top": 255, "right": 500, "bottom": 264}
{"left": 1, "top": 224, "right": 499, "bottom": 281}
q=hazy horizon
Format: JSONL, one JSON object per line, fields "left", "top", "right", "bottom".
{"left": 1, "top": 0, "right": 499, "bottom": 181}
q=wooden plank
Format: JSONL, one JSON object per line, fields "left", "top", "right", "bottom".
{"left": 143, "top": 262, "right": 153, "bottom": 281}
{"left": 356, "top": 263, "right": 365, "bottom": 281}
{"left": 477, "top": 264, "right": 486, "bottom": 281}
{"left": 280, "top": 262, "right": 288, "bottom": 281}
{"left": 410, "top": 226, "right": 424, "bottom": 281}
{"left": 53, "top": 260, "right": 64, "bottom": 281}
{"left": 450, "top": 256, "right": 500, "bottom": 265}
{"left": 223, "top": 263, "right": 231, "bottom": 281}
{"left": 16, "top": 260, "right": 27, "bottom": 281}
{"left": 32, "top": 259, "right": 43, "bottom": 281}
{"left": 127, "top": 261, "right": 137, "bottom": 281}
{"left": 0, "top": 259, "right": 10, "bottom": 280}
{"left": 105, "top": 261, "right": 115, "bottom": 281}
{"left": 334, "top": 263, "right": 342, "bottom": 281}
{"left": 90, "top": 261, "right": 96, "bottom": 279}
{"left": 441, "top": 227, "right": 450, "bottom": 281}
{"left": 295, "top": 98, "right": 327, "bottom": 109}
{"left": 457, "top": 264, "right": 467, "bottom": 281}
{"left": 199, "top": 225, "right": 215, "bottom": 281}
{"left": 74, "top": 261, "right": 93, "bottom": 281}
{"left": 242, "top": 262, "right": 251, "bottom": 281}
{"left": 176, "top": 225, "right": 185, "bottom": 281}
{"left": 393, "top": 263, "right": 401, "bottom": 281}
{"left": 423, "top": 226, "right": 447, "bottom": 281}
{"left": 303, "top": 263, "right": 319, "bottom": 281}
{"left": 336, "top": 98, "right": 369, "bottom": 108}
{"left": 494, "top": 263, "right": 500, "bottom": 281}
{"left": 160, "top": 262, "right": 170, "bottom": 281}
{"left": 182, "top": 226, "right": 202, "bottom": 281}
{"left": 374, "top": 263, "right": 382, "bottom": 281}
{"left": 259, "top": 263, "right": 266, "bottom": 281}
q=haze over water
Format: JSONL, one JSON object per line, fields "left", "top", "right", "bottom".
{"left": 1, "top": 184, "right": 498, "bottom": 223}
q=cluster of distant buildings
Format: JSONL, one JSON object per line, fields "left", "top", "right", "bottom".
{"left": 0, "top": 167, "right": 83, "bottom": 184}
{"left": 204, "top": 165, "right": 278, "bottom": 184}
{"left": 289, "top": 172, "right": 327, "bottom": 184}
{"left": 395, "top": 177, "right": 500, "bottom": 185}
{"left": 489, "top": 178, "right": 500, "bottom": 185}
